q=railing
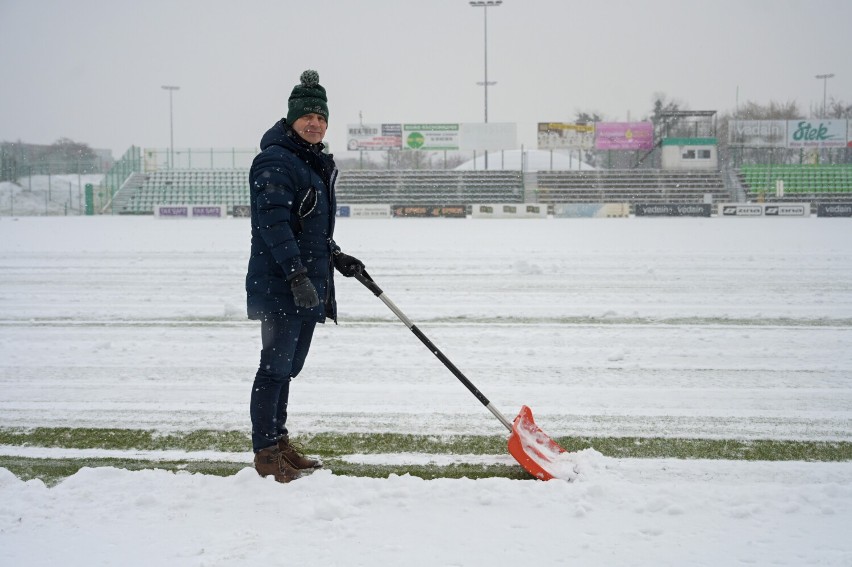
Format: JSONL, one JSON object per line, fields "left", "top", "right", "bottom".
{"left": 143, "top": 147, "right": 259, "bottom": 171}
{"left": 101, "top": 146, "right": 142, "bottom": 205}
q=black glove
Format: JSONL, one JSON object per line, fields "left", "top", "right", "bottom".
{"left": 290, "top": 273, "right": 319, "bottom": 308}
{"left": 333, "top": 251, "right": 365, "bottom": 277}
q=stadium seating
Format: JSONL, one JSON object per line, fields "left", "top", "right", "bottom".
{"left": 118, "top": 169, "right": 524, "bottom": 214}
{"left": 535, "top": 169, "right": 731, "bottom": 206}
{"left": 106, "top": 172, "right": 146, "bottom": 214}
{"left": 117, "top": 167, "right": 752, "bottom": 214}
{"left": 120, "top": 169, "right": 250, "bottom": 214}
{"left": 739, "top": 165, "right": 852, "bottom": 203}
{"left": 335, "top": 170, "right": 523, "bottom": 204}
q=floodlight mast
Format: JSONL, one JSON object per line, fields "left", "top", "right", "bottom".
{"left": 469, "top": 0, "right": 501, "bottom": 170}
{"left": 814, "top": 73, "right": 834, "bottom": 119}
{"left": 161, "top": 85, "right": 180, "bottom": 169}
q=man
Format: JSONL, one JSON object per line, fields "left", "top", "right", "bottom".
{"left": 246, "top": 70, "right": 364, "bottom": 483}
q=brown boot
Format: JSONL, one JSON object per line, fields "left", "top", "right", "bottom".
{"left": 278, "top": 435, "right": 323, "bottom": 470}
{"left": 254, "top": 446, "right": 302, "bottom": 483}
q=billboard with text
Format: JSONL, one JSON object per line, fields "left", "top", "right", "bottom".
{"left": 728, "top": 119, "right": 849, "bottom": 148}
{"left": 594, "top": 122, "right": 654, "bottom": 150}
{"left": 727, "top": 120, "right": 787, "bottom": 148}
{"left": 786, "top": 119, "right": 848, "bottom": 149}
{"left": 402, "top": 124, "right": 460, "bottom": 151}
{"left": 537, "top": 123, "right": 595, "bottom": 150}
{"left": 346, "top": 123, "right": 402, "bottom": 151}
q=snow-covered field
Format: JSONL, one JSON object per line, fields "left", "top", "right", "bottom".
{"left": 1, "top": 215, "right": 851, "bottom": 566}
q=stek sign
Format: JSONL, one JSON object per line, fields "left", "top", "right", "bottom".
{"left": 786, "top": 120, "right": 847, "bottom": 149}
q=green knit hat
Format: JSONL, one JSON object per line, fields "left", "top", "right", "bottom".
{"left": 286, "top": 70, "right": 329, "bottom": 124}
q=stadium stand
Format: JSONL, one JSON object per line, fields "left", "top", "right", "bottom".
{"left": 106, "top": 172, "right": 146, "bottom": 213}
{"left": 739, "top": 165, "right": 852, "bottom": 204}
{"left": 120, "top": 169, "right": 249, "bottom": 214}
{"left": 118, "top": 169, "right": 524, "bottom": 214}
{"left": 117, "top": 167, "right": 741, "bottom": 215}
{"left": 335, "top": 170, "right": 523, "bottom": 204}
{"left": 535, "top": 169, "right": 731, "bottom": 206}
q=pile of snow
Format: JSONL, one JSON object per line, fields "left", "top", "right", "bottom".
{"left": 2, "top": 458, "right": 851, "bottom": 566}
{"left": 0, "top": 174, "right": 103, "bottom": 216}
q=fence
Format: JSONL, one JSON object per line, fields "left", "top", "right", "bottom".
{"left": 143, "top": 148, "right": 258, "bottom": 171}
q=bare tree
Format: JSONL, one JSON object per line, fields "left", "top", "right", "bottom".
{"left": 734, "top": 100, "right": 801, "bottom": 120}
{"left": 826, "top": 98, "right": 852, "bottom": 119}
{"left": 46, "top": 138, "right": 97, "bottom": 163}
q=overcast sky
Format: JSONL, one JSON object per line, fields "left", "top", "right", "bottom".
{"left": 1, "top": 0, "right": 849, "bottom": 158}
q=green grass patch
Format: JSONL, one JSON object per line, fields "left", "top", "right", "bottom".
{"left": 1, "top": 428, "right": 850, "bottom": 462}
{"left": 0, "top": 456, "right": 246, "bottom": 486}
{"left": 1, "top": 427, "right": 850, "bottom": 485}
{"left": 561, "top": 436, "right": 852, "bottom": 461}
{"left": 0, "top": 428, "right": 510, "bottom": 456}
{"left": 304, "top": 432, "right": 508, "bottom": 456}
{"left": 0, "top": 456, "right": 527, "bottom": 486}
{"left": 0, "top": 428, "right": 250, "bottom": 452}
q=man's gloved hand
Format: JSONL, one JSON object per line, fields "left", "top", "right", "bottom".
{"left": 290, "top": 273, "right": 319, "bottom": 308}
{"left": 333, "top": 251, "right": 365, "bottom": 277}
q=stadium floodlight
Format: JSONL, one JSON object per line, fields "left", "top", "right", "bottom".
{"left": 814, "top": 74, "right": 834, "bottom": 119}
{"left": 469, "top": 0, "right": 502, "bottom": 170}
{"left": 161, "top": 85, "right": 180, "bottom": 169}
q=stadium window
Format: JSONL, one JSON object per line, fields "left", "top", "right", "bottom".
{"left": 698, "top": 149, "right": 712, "bottom": 159}
{"left": 682, "top": 149, "right": 696, "bottom": 159}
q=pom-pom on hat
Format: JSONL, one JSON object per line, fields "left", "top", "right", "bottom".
{"left": 286, "top": 70, "right": 329, "bottom": 124}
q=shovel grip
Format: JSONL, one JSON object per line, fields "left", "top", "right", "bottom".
{"left": 354, "top": 269, "right": 382, "bottom": 296}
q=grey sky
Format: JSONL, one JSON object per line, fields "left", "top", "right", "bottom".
{"left": 1, "top": 0, "right": 849, "bottom": 158}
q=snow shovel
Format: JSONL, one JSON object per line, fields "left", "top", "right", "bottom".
{"left": 353, "top": 269, "right": 572, "bottom": 481}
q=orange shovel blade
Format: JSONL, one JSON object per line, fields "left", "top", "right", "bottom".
{"left": 508, "top": 405, "right": 570, "bottom": 481}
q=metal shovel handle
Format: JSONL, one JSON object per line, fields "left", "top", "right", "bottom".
{"left": 353, "top": 269, "right": 513, "bottom": 432}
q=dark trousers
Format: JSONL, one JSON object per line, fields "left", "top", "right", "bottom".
{"left": 250, "top": 316, "right": 316, "bottom": 453}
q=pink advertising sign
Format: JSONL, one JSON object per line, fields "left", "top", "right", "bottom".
{"left": 594, "top": 122, "right": 655, "bottom": 150}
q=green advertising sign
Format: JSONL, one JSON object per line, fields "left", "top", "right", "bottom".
{"left": 402, "top": 123, "right": 459, "bottom": 150}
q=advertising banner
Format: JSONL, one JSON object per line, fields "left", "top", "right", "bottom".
{"left": 719, "top": 203, "right": 810, "bottom": 217}
{"left": 338, "top": 204, "right": 391, "bottom": 218}
{"left": 727, "top": 120, "right": 787, "bottom": 148}
{"left": 817, "top": 203, "right": 852, "bottom": 217}
{"left": 635, "top": 203, "right": 712, "bottom": 217}
{"left": 402, "top": 124, "right": 460, "bottom": 151}
{"left": 191, "top": 205, "right": 225, "bottom": 218}
{"left": 232, "top": 205, "right": 251, "bottom": 217}
{"left": 471, "top": 204, "right": 547, "bottom": 219}
{"left": 154, "top": 205, "right": 226, "bottom": 218}
{"left": 346, "top": 123, "right": 402, "bottom": 151}
{"left": 552, "top": 203, "right": 629, "bottom": 218}
{"left": 155, "top": 205, "right": 189, "bottom": 218}
{"left": 786, "top": 119, "right": 848, "bottom": 148}
{"left": 537, "top": 123, "right": 595, "bottom": 150}
{"left": 594, "top": 122, "right": 654, "bottom": 150}
{"left": 763, "top": 203, "right": 810, "bottom": 217}
{"left": 391, "top": 205, "right": 467, "bottom": 218}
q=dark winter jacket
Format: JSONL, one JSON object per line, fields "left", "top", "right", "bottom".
{"left": 246, "top": 119, "right": 339, "bottom": 322}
